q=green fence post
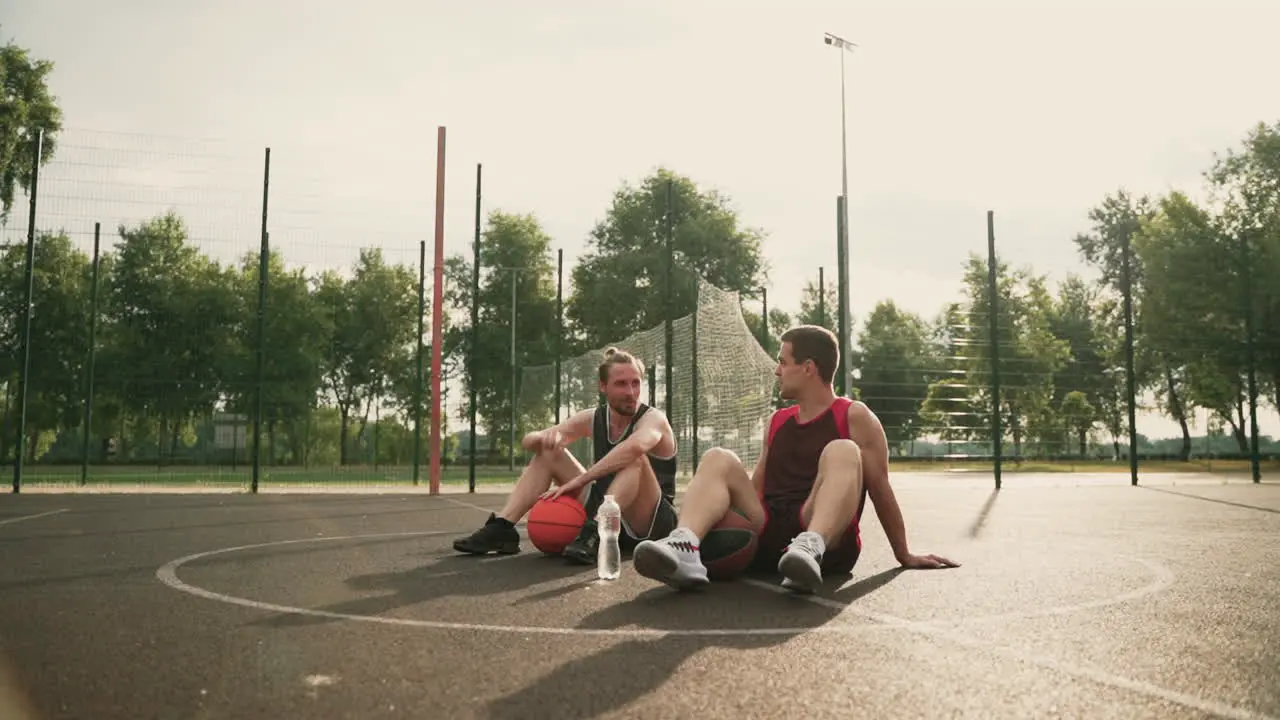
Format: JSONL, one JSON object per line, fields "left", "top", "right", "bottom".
{"left": 835, "top": 196, "right": 848, "bottom": 397}
{"left": 468, "top": 163, "right": 481, "bottom": 493}
{"left": 555, "top": 248, "right": 563, "bottom": 424}
{"left": 12, "top": 129, "right": 43, "bottom": 495}
{"left": 251, "top": 148, "right": 271, "bottom": 494}
{"left": 1120, "top": 218, "right": 1139, "bottom": 486}
{"left": 986, "top": 211, "right": 1003, "bottom": 490}
{"left": 1241, "top": 232, "right": 1261, "bottom": 482}
{"left": 414, "top": 239, "right": 425, "bottom": 486}
{"left": 664, "top": 179, "right": 674, "bottom": 415}
{"left": 79, "top": 222, "right": 101, "bottom": 486}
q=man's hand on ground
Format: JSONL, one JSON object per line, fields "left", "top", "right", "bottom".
{"left": 897, "top": 553, "right": 960, "bottom": 569}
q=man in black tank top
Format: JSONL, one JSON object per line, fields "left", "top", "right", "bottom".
{"left": 453, "top": 348, "right": 680, "bottom": 565}
{"left": 589, "top": 403, "right": 678, "bottom": 501}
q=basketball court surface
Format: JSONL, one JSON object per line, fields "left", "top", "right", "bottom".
{"left": 1, "top": 472, "right": 1277, "bottom": 719}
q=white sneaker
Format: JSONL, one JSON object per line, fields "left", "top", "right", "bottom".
{"left": 633, "top": 529, "right": 710, "bottom": 590}
{"left": 777, "top": 531, "right": 825, "bottom": 593}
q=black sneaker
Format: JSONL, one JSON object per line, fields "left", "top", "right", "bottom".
{"left": 453, "top": 513, "right": 520, "bottom": 555}
{"left": 561, "top": 519, "right": 599, "bottom": 565}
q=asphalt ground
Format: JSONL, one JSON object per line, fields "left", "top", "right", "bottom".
{"left": 0, "top": 473, "right": 1277, "bottom": 720}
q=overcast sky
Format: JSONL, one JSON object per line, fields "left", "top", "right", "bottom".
{"left": 5, "top": 0, "right": 1278, "bottom": 440}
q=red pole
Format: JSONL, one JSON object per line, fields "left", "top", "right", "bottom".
{"left": 430, "top": 126, "right": 447, "bottom": 494}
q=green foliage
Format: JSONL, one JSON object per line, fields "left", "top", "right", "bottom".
{"left": 1059, "top": 391, "right": 1096, "bottom": 456}
{"left": 741, "top": 305, "right": 791, "bottom": 360}
{"left": 794, "top": 276, "right": 838, "bottom": 336}
{"left": 851, "top": 300, "right": 935, "bottom": 451}
{"left": 314, "top": 248, "right": 420, "bottom": 464}
{"left": 446, "top": 211, "right": 559, "bottom": 462}
{"left": 565, "top": 168, "right": 767, "bottom": 351}
{"left": 1206, "top": 121, "right": 1280, "bottom": 423}
{"left": 0, "top": 34, "right": 63, "bottom": 224}
{"left": 6, "top": 100, "right": 1278, "bottom": 475}
{"left": 0, "top": 231, "right": 94, "bottom": 459}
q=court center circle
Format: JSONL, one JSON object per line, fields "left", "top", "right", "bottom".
{"left": 155, "top": 531, "right": 1172, "bottom": 637}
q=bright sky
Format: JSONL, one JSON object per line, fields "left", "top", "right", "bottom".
{"left": 5, "top": 0, "right": 1278, "bottom": 441}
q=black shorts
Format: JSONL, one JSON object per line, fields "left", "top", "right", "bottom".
{"left": 747, "top": 499, "right": 861, "bottom": 575}
{"left": 619, "top": 495, "right": 679, "bottom": 552}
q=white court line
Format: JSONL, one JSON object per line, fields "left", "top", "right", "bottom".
{"left": 441, "top": 499, "right": 1176, "bottom": 625}
{"left": 442, "top": 501, "right": 1269, "bottom": 719}
{"left": 155, "top": 531, "right": 891, "bottom": 638}
{"left": 0, "top": 509, "right": 68, "bottom": 527}
{"left": 743, "top": 578, "right": 1275, "bottom": 720}
{"left": 439, "top": 497, "right": 504, "bottom": 517}
{"left": 158, "top": 502, "right": 1271, "bottom": 719}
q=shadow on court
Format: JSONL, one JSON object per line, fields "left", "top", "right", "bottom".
{"left": 0, "top": 534, "right": 421, "bottom": 593}
{"left": 485, "top": 568, "right": 903, "bottom": 720}
{"left": 0, "top": 504, "right": 458, "bottom": 545}
{"left": 967, "top": 488, "right": 1001, "bottom": 538}
{"left": 1136, "top": 484, "right": 1280, "bottom": 515}
{"left": 250, "top": 550, "right": 614, "bottom": 628}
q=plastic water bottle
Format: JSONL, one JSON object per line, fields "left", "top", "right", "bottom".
{"left": 597, "top": 494, "right": 622, "bottom": 580}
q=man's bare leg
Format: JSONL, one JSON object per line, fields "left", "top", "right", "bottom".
{"left": 632, "top": 447, "right": 764, "bottom": 590}
{"left": 454, "top": 448, "right": 585, "bottom": 555}
{"left": 497, "top": 448, "right": 587, "bottom": 523}
{"left": 675, "top": 448, "right": 766, "bottom": 538}
{"left": 561, "top": 456, "right": 666, "bottom": 565}
{"left": 778, "top": 439, "right": 864, "bottom": 591}
{"left": 601, "top": 457, "right": 663, "bottom": 535}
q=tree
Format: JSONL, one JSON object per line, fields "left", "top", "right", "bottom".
{"left": 1091, "top": 298, "right": 1130, "bottom": 459}
{"left": 943, "top": 255, "right": 1070, "bottom": 456}
{"left": 565, "top": 168, "right": 767, "bottom": 351}
{"left": 1136, "top": 191, "right": 1253, "bottom": 452}
{"left": 450, "top": 211, "right": 559, "bottom": 462}
{"left": 102, "top": 212, "right": 241, "bottom": 462}
{"left": 853, "top": 300, "right": 934, "bottom": 452}
{"left": 794, "top": 276, "right": 838, "bottom": 336}
{"left": 0, "top": 33, "right": 64, "bottom": 224}
{"left": 1059, "top": 390, "right": 1096, "bottom": 456}
{"left": 225, "top": 251, "right": 331, "bottom": 465}
{"left": 0, "top": 231, "right": 94, "bottom": 460}
{"left": 1205, "top": 121, "right": 1280, "bottom": 429}
{"left": 741, "top": 305, "right": 792, "bottom": 359}
{"left": 1045, "top": 275, "right": 1110, "bottom": 454}
{"left": 1073, "top": 190, "right": 1196, "bottom": 460}
{"left": 316, "top": 248, "right": 418, "bottom": 464}
{"left": 917, "top": 301, "right": 988, "bottom": 451}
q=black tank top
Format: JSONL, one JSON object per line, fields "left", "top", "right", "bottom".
{"left": 591, "top": 403, "right": 677, "bottom": 501}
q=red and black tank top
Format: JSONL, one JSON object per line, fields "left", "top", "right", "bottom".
{"left": 761, "top": 397, "right": 854, "bottom": 505}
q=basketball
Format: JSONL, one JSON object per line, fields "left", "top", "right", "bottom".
{"left": 527, "top": 495, "right": 588, "bottom": 554}
{"left": 699, "top": 508, "right": 759, "bottom": 580}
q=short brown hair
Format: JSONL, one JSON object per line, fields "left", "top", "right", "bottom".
{"left": 780, "top": 325, "right": 839, "bottom": 384}
{"left": 598, "top": 347, "right": 645, "bottom": 383}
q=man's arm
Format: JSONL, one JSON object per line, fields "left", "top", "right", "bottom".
{"left": 751, "top": 425, "right": 770, "bottom": 498}
{"left": 851, "top": 402, "right": 959, "bottom": 569}
{"left": 522, "top": 409, "right": 594, "bottom": 452}
{"left": 574, "top": 410, "right": 668, "bottom": 485}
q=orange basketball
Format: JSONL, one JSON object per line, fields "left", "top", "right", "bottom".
{"left": 527, "top": 495, "right": 588, "bottom": 554}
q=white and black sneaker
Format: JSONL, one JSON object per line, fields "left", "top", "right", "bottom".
{"left": 777, "top": 531, "right": 825, "bottom": 594}
{"left": 632, "top": 528, "right": 710, "bottom": 590}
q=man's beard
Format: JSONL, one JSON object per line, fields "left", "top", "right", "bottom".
{"left": 609, "top": 400, "right": 636, "bottom": 417}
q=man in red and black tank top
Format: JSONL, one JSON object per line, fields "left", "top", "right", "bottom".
{"left": 753, "top": 393, "right": 867, "bottom": 580}
{"left": 633, "top": 325, "right": 958, "bottom": 593}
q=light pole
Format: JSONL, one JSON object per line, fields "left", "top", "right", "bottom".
{"left": 492, "top": 265, "right": 535, "bottom": 471}
{"left": 824, "top": 31, "right": 856, "bottom": 396}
